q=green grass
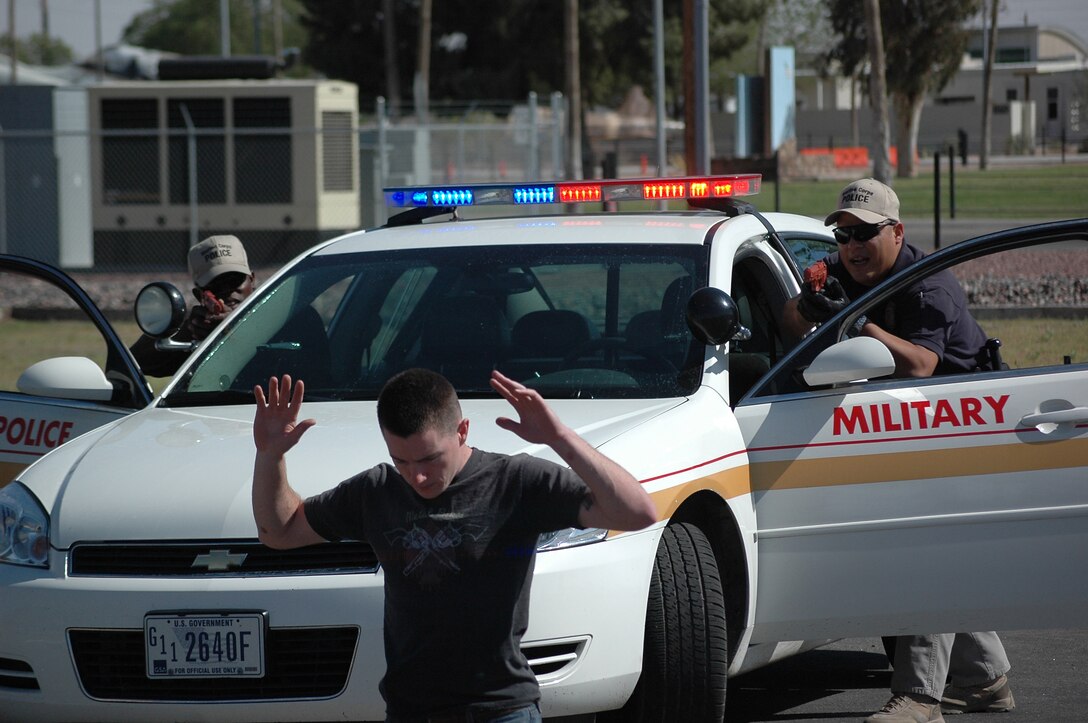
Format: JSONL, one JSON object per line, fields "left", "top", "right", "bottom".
{"left": 0, "top": 319, "right": 169, "bottom": 396}
{"left": 763, "top": 163, "right": 1088, "bottom": 220}
{"left": 542, "top": 162, "right": 1088, "bottom": 221}
{"left": 1, "top": 316, "right": 1081, "bottom": 396}
{"left": 981, "top": 317, "right": 1087, "bottom": 369}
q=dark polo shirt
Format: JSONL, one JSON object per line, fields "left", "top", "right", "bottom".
{"left": 826, "top": 241, "right": 989, "bottom": 374}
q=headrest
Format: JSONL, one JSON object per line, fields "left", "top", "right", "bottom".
{"left": 511, "top": 309, "right": 596, "bottom": 356}
{"left": 422, "top": 297, "right": 508, "bottom": 357}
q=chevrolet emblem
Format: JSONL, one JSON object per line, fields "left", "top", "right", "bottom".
{"left": 191, "top": 549, "right": 248, "bottom": 571}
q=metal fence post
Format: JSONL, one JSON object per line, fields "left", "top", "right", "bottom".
{"left": 948, "top": 144, "right": 955, "bottom": 219}
{"left": 178, "top": 103, "right": 199, "bottom": 248}
{"left": 933, "top": 149, "right": 941, "bottom": 250}
{"left": 774, "top": 149, "right": 781, "bottom": 212}
{"left": 551, "top": 92, "right": 564, "bottom": 180}
{"left": 528, "top": 91, "right": 539, "bottom": 180}
{"left": 376, "top": 96, "right": 389, "bottom": 226}
{"left": 455, "top": 123, "right": 465, "bottom": 183}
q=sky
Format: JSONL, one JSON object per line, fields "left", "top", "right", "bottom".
{"left": 988, "top": 0, "right": 1088, "bottom": 44}
{"left": 7, "top": 0, "right": 155, "bottom": 60}
{"left": 5, "top": 0, "right": 1088, "bottom": 63}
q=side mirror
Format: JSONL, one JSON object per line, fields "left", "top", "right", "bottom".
{"left": 686, "top": 287, "right": 748, "bottom": 345}
{"left": 135, "top": 282, "right": 187, "bottom": 338}
{"left": 803, "top": 336, "right": 896, "bottom": 387}
{"left": 17, "top": 357, "right": 115, "bottom": 401}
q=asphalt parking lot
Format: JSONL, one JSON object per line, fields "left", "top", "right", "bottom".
{"left": 899, "top": 217, "right": 1060, "bottom": 252}
{"left": 725, "top": 630, "right": 1088, "bottom": 722}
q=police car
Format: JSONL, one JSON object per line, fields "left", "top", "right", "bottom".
{"left": 0, "top": 255, "right": 153, "bottom": 487}
{"left": 1, "top": 176, "right": 1086, "bottom": 722}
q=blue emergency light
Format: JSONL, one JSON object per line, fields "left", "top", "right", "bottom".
{"left": 384, "top": 174, "right": 762, "bottom": 208}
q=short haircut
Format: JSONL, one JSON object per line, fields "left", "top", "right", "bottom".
{"left": 377, "top": 368, "right": 462, "bottom": 438}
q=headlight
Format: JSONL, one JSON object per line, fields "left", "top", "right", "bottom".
{"left": 536, "top": 527, "right": 608, "bottom": 552}
{"left": 0, "top": 482, "right": 50, "bottom": 568}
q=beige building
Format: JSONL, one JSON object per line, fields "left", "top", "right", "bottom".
{"left": 790, "top": 23, "right": 1087, "bottom": 156}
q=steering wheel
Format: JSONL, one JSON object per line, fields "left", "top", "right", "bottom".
{"left": 560, "top": 336, "right": 678, "bottom": 372}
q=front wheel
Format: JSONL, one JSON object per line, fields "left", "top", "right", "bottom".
{"left": 603, "top": 522, "right": 728, "bottom": 722}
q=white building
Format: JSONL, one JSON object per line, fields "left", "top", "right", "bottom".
{"left": 791, "top": 23, "right": 1088, "bottom": 156}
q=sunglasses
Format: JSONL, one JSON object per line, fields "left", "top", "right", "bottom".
{"left": 194, "top": 273, "right": 254, "bottom": 308}
{"left": 833, "top": 220, "right": 896, "bottom": 244}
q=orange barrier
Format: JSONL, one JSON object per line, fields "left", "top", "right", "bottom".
{"left": 799, "top": 146, "right": 903, "bottom": 168}
{"left": 834, "top": 147, "right": 868, "bottom": 167}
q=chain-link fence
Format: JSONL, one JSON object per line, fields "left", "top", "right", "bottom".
{"left": 0, "top": 125, "right": 358, "bottom": 273}
{"left": 360, "top": 92, "right": 569, "bottom": 228}
{"left": 1, "top": 88, "right": 693, "bottom": 273}
{"left": 23, "top": 89, "right": 1085, "bottom": 277}
{"left": 0, "top": 91, "right": 586, "bottom": 273}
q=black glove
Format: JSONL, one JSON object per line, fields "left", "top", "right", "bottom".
{"left": 185, "top": 306, "right": 216, "bottom": 341}
{"left": 797, "top": 275, "right": 849, "bottom": 324}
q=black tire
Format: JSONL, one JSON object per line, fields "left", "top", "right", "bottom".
{"left": 602, "top": 522, "right": 728, "bottom": 723}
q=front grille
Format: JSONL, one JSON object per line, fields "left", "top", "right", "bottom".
{"left": 69, "top": 540, "right": 378, "bottom": 576}
{"left": 0, "top": 656, "right": 39, "bottom": 690}
{"left": 69, "top": 627, "right": 358, "bottom": 701}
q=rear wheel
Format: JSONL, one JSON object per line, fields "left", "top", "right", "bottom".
{"left": 603, "top": 522, "right": 728, "bottom": 722}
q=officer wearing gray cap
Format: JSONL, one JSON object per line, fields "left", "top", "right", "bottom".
{"left": 784, "top": 179, "right": 1013, "bottom": 723}
{"left": 130, "top": 235, "right": 256, "bottom": 377}
{"left": 784, "top": 177, "right": 990, "bottom": 377}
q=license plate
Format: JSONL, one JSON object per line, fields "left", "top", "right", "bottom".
{"left": 145, "top": 612, "right": 266, "bottom": 678}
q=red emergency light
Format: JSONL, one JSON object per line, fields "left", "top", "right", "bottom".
{"left": 384, "top": 174, "right": 762, "bottom": 207}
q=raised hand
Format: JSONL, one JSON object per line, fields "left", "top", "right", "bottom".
{"left": 187, "top": 292, "right": 232, "bottom": 340}
{"left": 490, "top": 370, "right": 565, "bottom": 447}
{"left": 253, "top": 375, "right": 317, "bottom": 456}
{"left": 186, "top": 305, "right": 218, "bottom": 340}
{"left": 490, "top": 371, "right": 656, "bottom": 532}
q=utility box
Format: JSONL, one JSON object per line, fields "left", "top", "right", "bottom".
{"left": 87, "top": 79, "right": 359, "bottom": 270}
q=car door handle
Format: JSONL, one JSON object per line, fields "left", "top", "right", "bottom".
{"left": 1019, "top": 407, "right": 1088, "bottom": 426}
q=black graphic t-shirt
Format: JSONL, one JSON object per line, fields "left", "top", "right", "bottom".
{"left": 304, "top": 448, "right": 589, "bottom": 717}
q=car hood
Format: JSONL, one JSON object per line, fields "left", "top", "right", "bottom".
{"left": 44, "top": 398, "right": 681, "bottom": 546}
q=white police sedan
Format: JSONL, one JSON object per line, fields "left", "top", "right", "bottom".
{"left": 2, "top": 176, "right": 1086, "bottom": 722}
{"left": 0, "top": 255, "right": 153, "bottom": 487}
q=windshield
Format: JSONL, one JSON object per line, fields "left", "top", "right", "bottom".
{"left": 163, "top": 244, "right": 707, "bottom": 405}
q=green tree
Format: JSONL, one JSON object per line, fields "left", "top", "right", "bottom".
{"left": 760, "top": 0, "right": 833, "bottom": 59}
{"left": 0, "top": 33, "right": 73, "bottom": 66}
{"left": 298, "top": 0, "right": 767, "bottom": 114}
{"left": 123, "top": 0, "right": 309, "bottom": 66}
{"left": 826, "top": 0, "right": 981, "bottom": 177}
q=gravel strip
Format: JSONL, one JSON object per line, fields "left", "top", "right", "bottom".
{"left": 2, "top": 252, "right": 1086, "bottom": 313}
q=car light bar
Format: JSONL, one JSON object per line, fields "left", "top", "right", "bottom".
{"left": 384, "top": 174, "right": 761, "bottom": 208}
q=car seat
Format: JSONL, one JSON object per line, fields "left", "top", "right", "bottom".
{"left": 506, "top": 309, "right": 597, "bottom": 380}
{"left": 417, "top": 296, "right": 509, "bottom": 389}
